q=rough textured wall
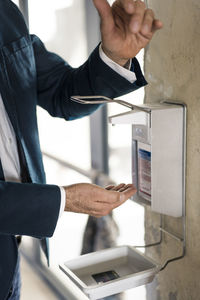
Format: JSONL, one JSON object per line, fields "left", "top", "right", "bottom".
{"left": 144, "top": 0, "right": 200, "bottom": 299}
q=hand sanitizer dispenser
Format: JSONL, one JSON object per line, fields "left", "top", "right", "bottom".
{"left": 59, "top": 97, "right": 186, "bottom": 300}
{"left": 109, "top": 102, "right": 185, "bottom": 217}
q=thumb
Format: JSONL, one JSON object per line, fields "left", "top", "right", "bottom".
{"left": 92, "top": 0, "right": 114, "bottom": 31}
{"left": 119, "top": 185, "right": 137, "bottom": 204}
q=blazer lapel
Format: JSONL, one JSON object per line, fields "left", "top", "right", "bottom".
{"left": 0, "top": 49, "right": 21, "bottom": 137}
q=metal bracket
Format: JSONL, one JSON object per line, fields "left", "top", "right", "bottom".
{"left": 134, "top": 215, "right": 186, "bottom": 271}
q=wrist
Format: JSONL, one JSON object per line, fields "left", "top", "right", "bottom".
{"left": 102, "top": 45, "right": 130, "bottom": 67}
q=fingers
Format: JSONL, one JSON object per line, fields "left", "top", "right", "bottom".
{"left": 152, "top": 19, "right": 163, "bottom": 33}
{"left": 118, "top": 0, "right": 162, "bottom": 35}
{"left": 119, "top": 185, "right": 137, "bottom": 203}
{"left": 111, "top": 183, "right": 126, "bottom": 191}
{"left": 119, "top": 0, "right": 135, "bottom": 14}
{"left": 118, "top": 183, "right": 134, "bottom": 192}
{"left": 92, "top": 184, "right": 136, "bottom": 217}
{"left": 118, "top": 0, "right": 146, "bottom": 32}
{"left": 101, "top": 185, "right": 136, "bottom": 214}
{"left": 105, "top": 183, "right": 126, "bottom": 191}
{"left": 129, "top": 1, "right": 146, "bottom": 33}
{"left": 105, "top": 185, "right": 115, "bottom": 190}
{"left": 141, "top": 13, "right": 163, "bottom": 36}
{"left": 105, "top": 183, "right": 135, "bottom": 196}
{"left": 104, "top": 183, "right": 136, "bottom": 206}
{"left": 140, "top": 9, "right": 154, "bottom": 36}
{"left": 92, "top": 0, "right": 114, "bottom": 31}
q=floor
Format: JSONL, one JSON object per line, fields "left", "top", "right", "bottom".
{"left": 21, "top": 256, "right": 58, "bottom": 300}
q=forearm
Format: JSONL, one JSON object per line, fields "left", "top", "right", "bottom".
{"left": 0, "top": 181, "right": 60, "bottom": 238}
{"left": 61, "top": 45, "right": 147, "bottom": 120}
{"left": 33, "top": 35, "right": 146, "bottom": 121}
{"left": 101, "top": 44, "right": 130, "bottom": 67}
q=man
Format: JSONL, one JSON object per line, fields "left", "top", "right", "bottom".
{"left": 0, "top": 0, "right": 162, "bottom": 299}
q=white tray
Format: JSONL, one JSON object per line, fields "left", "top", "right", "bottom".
{"left": 59, "top": 245, "right": 160, "bottom": 300}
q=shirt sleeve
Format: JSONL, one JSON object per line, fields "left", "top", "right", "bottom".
{"left": 58, "top": 186, "right": 66, "bottom": 218}
{"left": 99, "top": 45, "right": 137, "bottom": 84}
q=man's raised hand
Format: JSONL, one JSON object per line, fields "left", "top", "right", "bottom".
{"left": 93, "top": 0, "right": 163, "bottom": 66}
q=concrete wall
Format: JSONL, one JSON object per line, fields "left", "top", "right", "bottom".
{"left": 144, "top": 0, "right": 200, "bottom": 299}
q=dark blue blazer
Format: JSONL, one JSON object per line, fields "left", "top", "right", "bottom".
{"left": 0, "top": 0, "right": 147, "bottom": 299}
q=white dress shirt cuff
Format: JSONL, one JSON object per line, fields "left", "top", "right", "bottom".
{"left": 58, "top": 186, "right": 66, "bottom": 218}
{"left": 99, "top": 45, "right": 137, "bottom": 84}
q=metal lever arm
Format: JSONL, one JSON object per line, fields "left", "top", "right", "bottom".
{"left": 71, "top": 95, "right": 151, "bottom": 114}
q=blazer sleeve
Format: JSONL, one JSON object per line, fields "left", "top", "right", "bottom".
{"left": 0, "top": 180, "right": 61, "bottom": 238}
{"left": 31, "top": 35, "right": 147, "bottom": 120}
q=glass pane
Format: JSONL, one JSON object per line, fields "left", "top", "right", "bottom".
{"left": 29, "top": 0, "right": 91, "bottom": 169}
{"left": 28, "top": 1, "right": 92, "bottom": 293}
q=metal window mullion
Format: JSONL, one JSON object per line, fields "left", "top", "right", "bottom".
{"left": 84, "top": 0, "right": 109, "bottom": 184}
{"left": 19, "top": 0, "right": 29, "bottom": 28}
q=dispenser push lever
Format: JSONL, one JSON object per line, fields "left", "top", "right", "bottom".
{"left": 71, "top": 95, "right": 151, "bottom": 114}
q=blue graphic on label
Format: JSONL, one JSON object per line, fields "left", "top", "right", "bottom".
{"left": 138, "top": 149, "right": 151, "bottom": 198}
